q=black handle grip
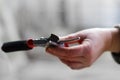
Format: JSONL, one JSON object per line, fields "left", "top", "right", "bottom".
{"left": 1, "top": 40, "right": 33, "bottom": 53}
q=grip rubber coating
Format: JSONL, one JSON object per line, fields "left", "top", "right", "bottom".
{"left": 1, "top": 40, "right": 32, "bottom": 53}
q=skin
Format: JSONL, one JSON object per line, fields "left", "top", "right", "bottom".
{"left": 46, "top": 28, "right": 120, "bottom": 70}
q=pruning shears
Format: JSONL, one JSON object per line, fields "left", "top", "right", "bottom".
{"left": 1, "top": 34, "right": 80, "bottom": 53}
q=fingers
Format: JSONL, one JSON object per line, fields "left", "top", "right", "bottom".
{"left": 59, "top": 58, "right": 87, "bottom": 69}
{"left": 46, "top": 39, "right": 91, "bottom": 58}
{"left": 60, "top": 56, "right": 86, "bottom": 62}
{"left": 46, "top": 45, "right": 83, "bottom": 57}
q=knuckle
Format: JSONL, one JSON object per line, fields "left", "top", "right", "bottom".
{"left": 64, "top": 49, "right": 74, "bottom": 57}
{"left": 70, "top": 66, "right": 79, "bottom": 70}
{"left": 85, "top": 61, "right": 92, "bottom": 67}
{"left": 69, "top": 64, "right": 85, "bottom": 70}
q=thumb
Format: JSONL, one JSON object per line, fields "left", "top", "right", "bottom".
{"left": 59, "top": 32, "right": 85, "bottom": 45}
{"left": 60, "top": 31, "right": 85, "bottom": 41}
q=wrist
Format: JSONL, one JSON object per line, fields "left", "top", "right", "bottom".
{"left": 107, "top": 27, "right": 120, "bottom": 52}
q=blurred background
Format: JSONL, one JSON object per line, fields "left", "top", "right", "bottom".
{"left": 0, "top": 0, "right": 120, "bottom": 80}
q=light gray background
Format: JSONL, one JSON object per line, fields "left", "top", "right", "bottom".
{"left": 0, "top": 0, "right": 120, "bottom": 80}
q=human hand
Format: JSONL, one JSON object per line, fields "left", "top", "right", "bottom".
{"left": 46, "top": 28, "right": 113, "bottom": 70}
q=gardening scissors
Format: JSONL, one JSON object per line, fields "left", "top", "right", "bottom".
{"left": 1, "top": 34, "right": 80, "bottom": 53}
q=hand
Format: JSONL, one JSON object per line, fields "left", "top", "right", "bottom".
{"left": 46, "top": 28, "right": 113, "bottom": 70}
